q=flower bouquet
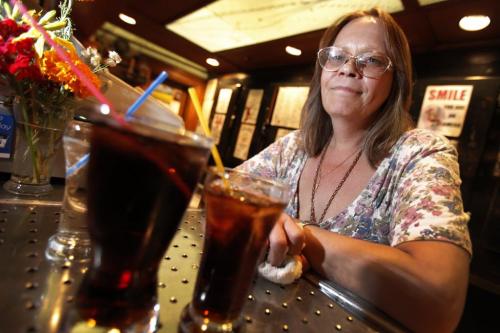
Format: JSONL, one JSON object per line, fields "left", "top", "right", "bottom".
{"left": 0, "top": 0, "right": 120, "bottom": 196}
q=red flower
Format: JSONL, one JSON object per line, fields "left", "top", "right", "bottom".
{"left": 0, "top": 19, "right": 29, "bottom": 39}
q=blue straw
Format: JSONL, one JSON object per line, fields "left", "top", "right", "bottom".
{"left": 66, "top": 71, "right": 169, "bottom": 177}
{"left": 126, "top": 71, "right": 169, "bottom": 118}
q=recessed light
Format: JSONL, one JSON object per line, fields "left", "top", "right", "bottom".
{"left": 119, "top": 13, "right": 136, "bottom": 25}
{"left": 286, "top": 46, "right": 302, "bottom": 56}
{"left": 459, "top": 15, "right": 490, "bottom": 31}
{"left": 206, "top": 58, "right": 220, "bottom": 67}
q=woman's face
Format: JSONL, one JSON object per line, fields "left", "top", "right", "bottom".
{"left": 320, "top": 17, "right": 393, "bottom": 127}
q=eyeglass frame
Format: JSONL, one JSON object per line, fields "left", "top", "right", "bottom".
{"left": 317, "top": 46, "right": 393, "bottom": 79}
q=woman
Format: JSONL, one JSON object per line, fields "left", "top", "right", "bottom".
{"left": 238, "top": 8, "right": 471, "bottom": 333}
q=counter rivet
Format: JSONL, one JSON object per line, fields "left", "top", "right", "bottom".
{"left": 309, "top": 291, "right": 315, "bottom": 295}
{"left": 328, "top": 303, "right": 334, "bottom": 308}
{"left": 192, "top": 264, "right": 199, "bottom": 269}
{"left": 199, "top": 234, "right": 203, "bottom": 238}
{"left": 63, "top": 279, "right": 72, "bottom": 285}
{"left": 0, "top": 228, "right": 5, "bottom": 233}
{"left": 26, "top": 326, "right": 37, "bottom": 332}
{"left": 190, "top": 227, "right": 195, "bottom": 230}
{"left": 173, "top": 244, "right": 179, "bottom": 248}
{"left": 0, "top": 218, "right": 6, "bottom": 223}
{"left": 296, "top": 296, "right": 303, "bottom": 301}
{"left": 264, "top": 308, "right": 271, "bottom": 315}
{"left": 0, "top": 239, "right": 4, "bottom": 244}
{"left": 282, "top": 302, "right": 288, "bottom": 308}
{"left": 282, "top": 324, "right": 289, "bottom": 331}
{"left": 183, "top": 235, "right": 189, "bottom": 239}
{"left": 27, "top": 252, "right": 38, "bottom": 258}
{"left": 247, "top": 295, "right": 254, "bottom": 301}
{"left": 347, "top": 316, "right": 353, "bottom": 321}
{"left": 181, "top": 278, "right": 189, "bottom": 284}
{"left": 25, "top": 301, "right": 37, "bottom": 310}
{"left": 29, "top": 219, "right": 36, "bottom": 224}
{"left": 62, "top": 262, "right": 71, "bottom": 269}
{"left": 265, "top": 289, "right": 271, "bottom": 295}
{"left": 28, "top": 239, "right": 38, "bottom": 244}
{"left": 158, "top": 282, "right": 166, "bottom": 288}
{"left": 66, "top": 296, "right": 74, "bottom": 303}
{"left": 169, "top": 297, "right": 177, "bottom": 303}
{"left": 171, "top": 266, "right": 178, "bottom": 272}
{"left": 245, "top": 316, "right": 252, "bottom": 323}
{"left": 302, "top": 318, "right": 308, "bottom": 324}
{"left": 25, "top": 282, "right": 38, "bottom": 289}
{"left": 1, "top": 209, "right": 8, "bottom": 214}
{"left": 165, "top": 256, "right": 171, "bottom": 260}
{"left": 182, "top": 253, "right": 188, "bottom": 258}
{"left": 30, "top": 211, "right": 37, "bottom": 215}
{"left": 335, "top": 324, "right": 342, "bottom": 331}
{"left": 29, "top": 228, "right": 38, "bottom": 233}
{"left": 26, "top": 267, "right": 38, "bottom": 273}
{"left": 314, "top": 310, "right": 321, "bottom": 316}
{"left": 177, "top": 228, "right": 182, "bottom": 231}
{"left": 191, "top": 243, "right": 197, "bottom": 247}
{"left": 54, "top": 211, "right": 61, "bottom": 216}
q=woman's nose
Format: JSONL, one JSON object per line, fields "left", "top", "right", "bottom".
{"left": 338, "top": 57, "right": 359, "bottom": 77}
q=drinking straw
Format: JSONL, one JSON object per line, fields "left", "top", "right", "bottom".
{"left": 66, "top": 71, "right": 169, "bottom": 176}
{"left": 126, "top": 71, "right": 168, "bottom": 118}
{"left": 187, "top": 88, "right": 225, "bottom": 175}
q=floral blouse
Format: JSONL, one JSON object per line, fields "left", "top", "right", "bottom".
{"left": 238, "top": 129, "right": 472, "bottom": 255}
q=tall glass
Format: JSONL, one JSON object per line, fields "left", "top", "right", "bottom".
{"left": 179, "top": 168, "right": 290, "bottom": 333}
{"left": 46, "top": 120, "right": 92, "bottom": 262}
{"left": 74, "top": 114, "right": 212, "bottom": 333}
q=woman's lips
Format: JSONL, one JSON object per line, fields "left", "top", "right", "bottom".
{"left": 331, "top": 86, "right": 362, "bottom": 94}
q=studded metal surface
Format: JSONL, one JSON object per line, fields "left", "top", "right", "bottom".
{"left": 0, "top": 188, "right": 406, "bottom": 333}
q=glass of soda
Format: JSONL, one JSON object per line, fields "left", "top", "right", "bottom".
{"left": 46, "top": 119, "right": 92, "bottom": 262}
{"left": 74, "top": 113, "right": 212, "bottom": 333}
{"left": 179, "top": 167, "right": 290, "bottom": 333}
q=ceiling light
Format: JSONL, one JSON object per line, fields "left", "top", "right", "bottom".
{"left": 206, "top": 58, "right": 220, "bottom": 67}
{"left": 459, "top": 15, "right": 490, "bottom": 31}
{"left": 119, "top": 13, "right": 136, "bottom": 25}
{"left": 286, "top": 46, "right": 302, "bottom": 56}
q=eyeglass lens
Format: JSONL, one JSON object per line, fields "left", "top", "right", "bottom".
{"left": 318, "top": 47, "right": 390, "bottom": 78}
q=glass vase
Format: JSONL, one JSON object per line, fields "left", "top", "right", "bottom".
{"left": 3, "top": 97, "right": 72, "bottom": 196}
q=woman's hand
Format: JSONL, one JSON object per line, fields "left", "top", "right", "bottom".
{"left": 267, "top": 213, "right": 305, "bottom": 266}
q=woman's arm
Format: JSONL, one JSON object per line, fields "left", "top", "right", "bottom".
{"left": 303, "top": 227, "right": 470, "bottom": 333}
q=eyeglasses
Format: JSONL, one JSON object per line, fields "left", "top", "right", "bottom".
{"left": 317, "top": 46, "right": 393, "bottom": 79}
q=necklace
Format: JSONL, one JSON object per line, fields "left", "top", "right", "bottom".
{"left": 309, "top": 146, "right": 363, "bottom": 225}
{"left": 313, "top": 148, "right": 361, "bottom": 191}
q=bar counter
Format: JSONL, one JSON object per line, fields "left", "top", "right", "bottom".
{"left": 0, "top": 183, "right": 407, "bottom": 333}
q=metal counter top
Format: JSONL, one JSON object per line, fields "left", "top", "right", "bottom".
{"left": 0, "top": 186, "right": 407, "bottom": 333}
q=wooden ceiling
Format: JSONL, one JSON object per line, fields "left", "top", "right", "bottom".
{"left": 67, "top": 0, "right": 500, "bottom": 76}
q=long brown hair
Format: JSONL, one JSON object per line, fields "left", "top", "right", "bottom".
{"left": 300, "top": 8, "right": 414, "bottom": 166}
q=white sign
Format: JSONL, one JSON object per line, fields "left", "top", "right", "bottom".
{"left": 215, "top": 88, "right": 233, "bottom": 114}
{"left": 417, "top": 85, "right": 473, "bottom": 138}
{"left": 211, "top": 113, "right": 226, "bottom": 144}
{"left": 241, "top": 89, "right": 264, "bottom": 124}
{"left": 233, "top": 124, "right": 256, "bottom": 160}
{"left": 271, "top": 86, "right": 309, "bottom": 129}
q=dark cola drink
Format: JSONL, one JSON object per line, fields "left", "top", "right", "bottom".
{"left": 179, "top": 168, "right": 290, "bottom": 333}
{"left": 75, "top": 117, "right": 211, "bottom": 329}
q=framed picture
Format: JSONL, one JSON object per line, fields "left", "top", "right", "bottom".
{"left": 214, "top": 88, "right": 233, "bottom": 114}
{"left": 270, "top": 86, "right": 309, "bottom": 129}
{"left": 233, "top": 124, "right": 256, "bottom": 160}
{"left": 417, "top": 85, "right": 473, "bottom": 138}
{"left": 275, "top": 128, "right": 293, "bottom": 141}
{"left": 210, "top": 113, "right": 226, "bottom": 144}
{"left": 241, "top": 89, "right": 264, "bottom": 124}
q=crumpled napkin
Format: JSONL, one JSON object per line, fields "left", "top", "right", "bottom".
{"left": 258, "top": 255, "right": 303, "bottom": 285}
